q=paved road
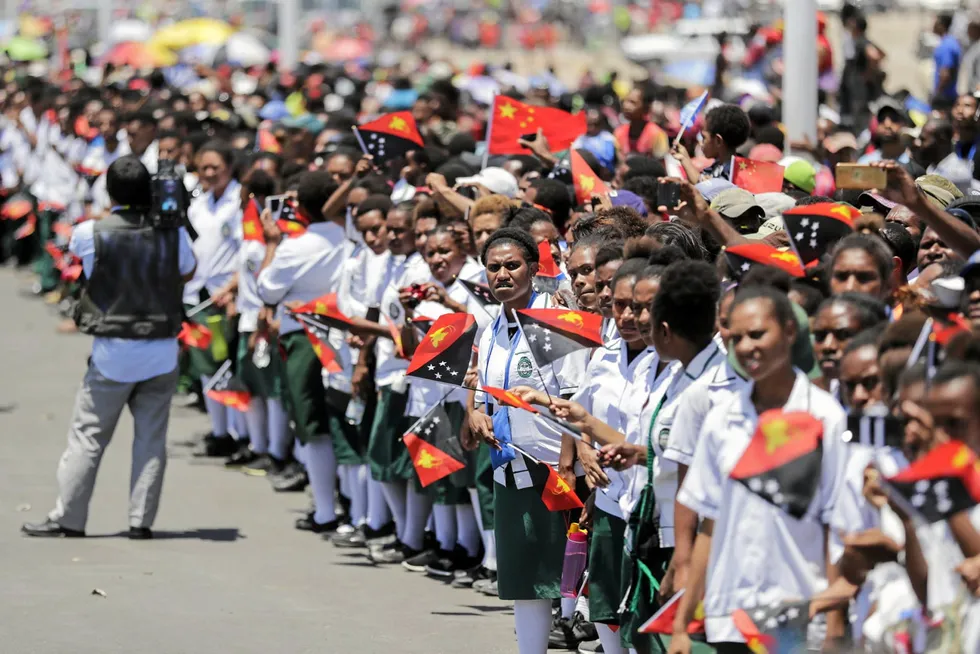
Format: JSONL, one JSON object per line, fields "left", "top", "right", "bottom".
{"left": 0, "top": 268, "right": 514, "bottom": 654}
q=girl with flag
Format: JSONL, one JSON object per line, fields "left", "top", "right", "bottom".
{"left": 667, "top": 285, "right": 849, "bottom": 653}
{"left": 211, "top": 169, "right": 291, "bottom": 476}
{"left": 399, "top": 223, "right": 492, "bottom": 578}
{"left": 472, "top": 228, "right": 588, "bottom": 654}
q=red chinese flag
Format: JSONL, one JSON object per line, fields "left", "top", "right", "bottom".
{"left": 541, "top": 465, "right": 584, "bottom": 511}
{"left": 178, "top": 322, "right": 213, "bottom": 349}
{"left": 403, "top": 432, "right": 466, "bottom": 487}
{"left": 731, "top": 157, "right": 785, "bottom": 194}
{"left": 725, "top": 243, "right": 805, "bottom": 280}
{"left": 570, "top": 149, "right": 609, "bottom": 205}
{"left": 638, "top": 590, "right": 706, "bottom": 634}
{"left": 536, "top": 240, "right": 562, "bottom": 278}
{"left": 242, "top": 197, "right": 264, "bottom": 243}
{"left": 482, "top": 385, "right": 540, "bottom": 414}
{"left": 489, "top": 96, "right": 586, "bottom": 155}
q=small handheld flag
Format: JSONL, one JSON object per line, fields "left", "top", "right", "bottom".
{"left": 515, "top": 308, "right": 604, "bottom": 365}
{"left": 570, "top": 149, "right": 609, "bottom": 205}
{"left": 411, "top": 316, "right": 435, "bottom": 337}
{"left": 403, "top": 404, "right": 466, "bottom": 487}
{"left": 288, "top": 293, "right": 353, "bottom": 331}
{"left": 205, "top": 361, "right": 251, "bottom": 411}
{"left": 885, "top": 440, "right": 980, "bottom": 524}
{"left": 1, "top": 196, "right": 33, "bottom": 220}
{"left": 242, "top": 197, "right": 264, "bottom": 243}
{"left": 178, "top": 322, "right": 212, "bottom": 350}
{"left": 459, "top": 278, "right": 501, "bottom": 307}
{"left": 674, "top": 90, "right": 708, "bottom": 146}
{"left": 724, "top": 243, "right": 805, "bottom": 280}
{"left": 533, "top": 240, "right": 565, "bottom": 295}
{"left": 296, "top": 314, "right": 343, "bottom": 374}
{"left": 782, "top": 203, "right": 858, "bottom": 266}
{"left": 729, "top": 410, "right": 824, "bottom": 519}
{"left": 406, "top": 313, "right": 478, "bottom": 385}
{"left": 541, "top": 465, "right": 584, "bottom": 511}
{"left": 277, "top": 200, "right": 308, "bottom": 237}
{"left": 731, "top": 157, "right": 785, "bottom": 194}
{"left": 356, "top": 111, "right": 424, "bottom": 165}
{"left": 14, "top": 214, "right": 36, "bottom": 240}
{"left": 638, "top": 589, "right": 706, "bottom": 635}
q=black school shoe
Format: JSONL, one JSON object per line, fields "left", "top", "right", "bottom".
{"left": 242, "top": 454, "right": 280, "bottom": 477}
{"left": 194, "top": 434, "right": 239, "bottom": 458}
{"left": 425, "top": 546, "right": 482, "bottom": 580}
{"left": 370, "top": 540, "right": 422, "bottom": 565}
{"left": 451, "top": 564, "right": 493, "bottom": 588}
{"left": 224, "top": 444, "right": 258, "bottom": 468}
{"left": 21, "top": 518, "right": 85, "bottom": 538}
{"left": 401, "top": 547, "right": 440, "bottom": 572}
{"left": 270, "top": 461, "right": 308, "bottom": 492}
{"left": 548, "top": 612, "right": 597, "bottom": 650}
{"left": 294, "top": 513, "right": 341, "bottom": 534}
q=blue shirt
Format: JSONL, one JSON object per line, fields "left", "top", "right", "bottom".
{"left": 934, "top": 34, "right": 962, "bottom": 101}
{"left": 572, "top": 132, "right": 618, "bottom": 172}
{"left": 70, "top": 220, "right": 197, "bottom": 383}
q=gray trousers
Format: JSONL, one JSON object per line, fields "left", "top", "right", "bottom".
{"left": 48, "top": 363, "right": 178, "bottom": 531}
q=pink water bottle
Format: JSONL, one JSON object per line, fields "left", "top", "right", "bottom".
{"left": 560, "top": 523, "right": 589, "bottom": 598}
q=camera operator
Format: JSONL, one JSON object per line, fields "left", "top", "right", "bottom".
{"left": 21, "top": 155, "right": 196, "bottom": 539}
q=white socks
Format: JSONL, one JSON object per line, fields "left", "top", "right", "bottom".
{"left": 468, "top": 488, "right": 496, "bottom": 570}
{"left": 244, "top": 398, "right": 269, "bottom": 454}
{"left": 455, "top": 504, "right": 481, "bottom": 557}
{"left": 514, "top": 599, "right": 552, "bottom": 654}
{"left": 305, "top": 439, "right": 337, "bottom": 524}
{"left": 432, "top": 504, "right": 458, "bottom": 551}
{"left": 561, "top": 598, "right": 576, "bottom": 620}
{"left": 402, "top": 486, "right": 432, "bottom": 551}
{"left": 380, "top": 480, "right": 407, "bottom": 538}
{"left": 267, "top": 399, "right": 290, "bottom": 460}
{"left": 366, "top": 476, "right": 391, "bottom": 531}
{"left": 596, "top": 624, "right": 625, "bottom": 654}
{"left": 346, "top": 464, "right": 368, "bottom": 527}
{"left": 229, "top": 409, "right": 248, "bottom": 441}
{"left": 201, "top": 374, "right": 229, "bottom": 436}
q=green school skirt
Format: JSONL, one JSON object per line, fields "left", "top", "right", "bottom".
{"left": 279, "top": 330, "right": 330, "bottom": 445}
{"left": 473, "top": 443, "right": 495, "bottom": 529}
{"left": 367, "top": 386, "right": 416, "bottom": 482}
{"left": 236, "top": 332, "right": 282, "bottom": 399}
{"left": 589, "top": 507, "right": 627, "bottom": 624}
{"left": 185, "top": 302, "right": 228, "bottom": 380}
{"left": 325, "top": 387, "right": 372, "bottom": 466}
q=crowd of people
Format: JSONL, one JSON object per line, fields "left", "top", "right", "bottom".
{"left": 6, "top": 10, "right": 980, "bottom": 652}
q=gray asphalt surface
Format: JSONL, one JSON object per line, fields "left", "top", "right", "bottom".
{"left": 0, "top": 268, "right": 514, "bottom": 654}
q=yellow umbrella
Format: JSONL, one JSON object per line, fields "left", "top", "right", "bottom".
{"left": 149, "top": 18, "right": 233, "bottom": 52}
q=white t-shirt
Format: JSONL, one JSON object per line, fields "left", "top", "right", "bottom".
{"left": 182, "top": 180, "right": 243, "bottom": 305}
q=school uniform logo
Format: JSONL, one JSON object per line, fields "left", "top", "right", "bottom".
{"left": 221, "top": 221, "right": 232, "bottom": 239}
{"left": 389, "top": 302, "right": 401, "bottom": 320}
{"left": 517, "top": 356, "right": 533, "bottom": 378}
{"left": 658, "top": 428, "right": 671, "bottom": 450}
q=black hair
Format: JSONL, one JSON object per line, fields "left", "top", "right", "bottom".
{"left": 447, "top": 132, "right": 478, "bottom": 156}
{"left": 529, "top": 178, "right": 572, "bottom": 229}
{"left": 125, "top": 108, "right": 156, "bottom": 126}
{"left": 623, "top": 176, "right": 659, "bottom": 208}
{"left": 482, "top": 227, "right": 540, "bottom": 265}
{"left": 830, "top": 233, "right": 895, "bottom": 287}
{"left": 741, "top": 265, "right": 793, "bottom": 293}
{"left": 426, "top": 222, "right": 466, "bottom": 252}
{"left": 352, "top": 174, "right": 391, "bottom": 197}
{"left": 789, "top": 278, "right": 827, "bottom": 316}
{"left": 898, "top": 362, "right": 928, "bottom": 391}
{"left": 622, "top": 156, "right": 666, "bottom": 182}
{"left": 843, "top": 324, "right": 887, "bottom": 356}
{"left": 937, "top": 13, "right": 954, "bottom": 31}
{"left": 878, "top": 222, "right": 917, "bottom": 275}
{"left": 244, "top": 169, "right": 277, "bottom": 199}
{"left": 434, "top": 161, "right": 474, "bottom": 187}
{"left": 595, "top": 240, "right": 626, "bottom": 269}
{"left": 569, "top": 233, "right": 606, "bottom": 257}
{"left": 795, "top": 194, "right": 835, "bottom": 207}
{"left": 933, "top": 359, "right": 980, "bottom": 391}
{"left": 817, "top": 292, "right": 889, "bottom": 329}
{"left": 296, "top": 171, "right": 339, "bottom": 222}
{"left": 198, "top": 139, "right": 235, "bottom": 167}
{"left": 391, "top": 201, "right": 417, "bottom": 224}
{"left": 645, "top": 221, "right": 708, "bottom": 260}
{"left": 106, "top": 155, "right": 152, "bottom": 208}
{"left": 730, "top": 285, "right": 797, "bottom": 329}
{"left": 508, "top": 206, "right": 554, "bottom": 233}
{"left": 600, "top": 206, "right": 647, "bottom": 240}
{"left": 157, "top": 130, "right": 182, "bottom": 143}
{"left": 612, "top": 257, "right": 649, "bottom": 289}
{"left": 653, "top": 261, "right": 720, "bottom": 344}
{"left": 356, "top": 194, "right": 393, "bottom": 218}
{"left": 705, "top": 104, "right": 751, "bottom": 150}
{"left": 754, "top": 124, "right": 785, "bottom": 150}
{"left": 647, "top": 244, "right": 690, "bottom": 267}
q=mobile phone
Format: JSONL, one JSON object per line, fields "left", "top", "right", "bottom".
{"left": 266, "top": 195, "right": 284, "bottom": 220}
{"left": 836, "top": 163, "right": 888, "bottom": 190}
{"left": 657, "top": 181, "right": 681, "bottom": 209}
{"left": 520, "top": 132, "right": 538, "bottom": 143}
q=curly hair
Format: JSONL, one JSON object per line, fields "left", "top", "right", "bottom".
{"left": 653, "top": 260, "right": 721, "bottom": 343}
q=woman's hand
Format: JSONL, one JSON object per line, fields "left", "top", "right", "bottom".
{"left": 351, "top": 363, "right": 371, "bottom": 399}
{"left": 354, "top": 155, "right": 374, "bottom": 178}
{"left": 549, "top": 398, "right": 592, "bottom": 432}
{"left": 419, "top": 282, "right": 451, "bottom": 305}
{"left": 666, "top": 632, "right": 691, "bottom": 654}
{"left": 577, "top": 441, "right": 610, "bottom": 489}
{"left": 260, "top": 207, "right": 281, "bottom": 243}
{"left": 870, "top": 160, "right": 923, "bottom": 208}
{"left": 957, "top": 555, "right": 980, "bottom": 596}
{"left": 468, "top": 410, "right": 498, "bottom": 449}
{"left": 508, "top": 386, "right": 551, "bottom": 407}
{"left": 599, "top": 442, "right": 643, "bottom": 470}
{"left": 347, "top": 333, "right": 366, "bottom": 349}
{"left": 463, "top": 365, "right": 479, "bottom": 389}
{"left": 863, "top": 465, "right": 887, "bottom": 509}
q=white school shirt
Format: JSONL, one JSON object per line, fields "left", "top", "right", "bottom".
{"left": 236, "top": 239, "right": 267, "bottom": 333}
{"left": 340, "top": 246, "right": 391, "bottom": 320}
{"left": 70, "top": 221, "right": 196, "bottom": 383}
{"left": 619, "top": 353, "right": 680, "bottom": 521}
{"left": 571, "top": 339, "right": 657, "bottom": 519}
{"left": 257, "top": 220, "right": 347, "bottom": 336}
{"left": 477, "top": 292, "right": 589, "bottom": 488}
{"left": 374, "top": 252, "right": 432, "bottom": 387}
{"left": 645, "top": 339, "right": 726, "bottom": 547}
{"left": 917, "top": 505, "right": 980, "bottom": 614}
{"left": 664, "top": 358, "right": 748, "bottom": 467}
{"left": 407, "top": 258, "right": 496, "bottom": 415}
{"left": 677, "top": 371, "right": 848, "bottom": 645}
{"left": 182, "top": 181, "right": 244, "bottom": 305}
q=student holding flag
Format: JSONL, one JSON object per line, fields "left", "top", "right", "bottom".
{"left": 257, "top": 171, "right": 349, "bottom": 534}
{"left": 472, "top": 227, "right": 588, "bottom": 654}
{"left": 668, "top": 285, "right": 849, "bottom": 653}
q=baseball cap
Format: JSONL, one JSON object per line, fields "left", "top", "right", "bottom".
{"left": 711, "top": 188, "right": 765, "bottom": 223}
{"left": 961, "top": 250, "right": 980, "bottom": 279}
{"left": 873, "top": 96, "right": 908, "bottom": 124}
{"left": 696, "top": 178, "right": 737, "bottom": 203}
{"left": 857, "top": 191, "right": 897, "bottom": 215}
{"left": 755, "top": 192, "right": 796, "bottom": 219}
{"left": 917, "top": 174, "right": 965, "bottom": 201}
{"left": 608, "top": 189, "right": 648, "bottom": 216}
{"left": 823, "top": 131, "right": 858, "bottom": 154}
{"left": 783, "top": 160, "right": 816, "bottom": 194}
{"left": 748, "top": 143, "right": 783, "bottom": 163}
{"left": 456, "top": 167, "right": 520, "bottom": 198}
{"left": 745, "top": 216, "right": 786, "bottom": 240}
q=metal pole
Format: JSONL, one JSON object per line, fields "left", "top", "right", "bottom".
{"left": 783, "top": 0, "right": 818, "bottom": 147}
{"left": 98, "top": 0, "right": 112, "bottom": 46}
{"left": 277, "top": 0, "right": 298, "bottom": 72}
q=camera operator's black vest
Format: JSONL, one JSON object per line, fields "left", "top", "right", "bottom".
{"left": 73, "top": 210, "right": 183, "bottom": 339}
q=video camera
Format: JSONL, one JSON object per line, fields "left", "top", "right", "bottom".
{"left": 150, "top": 159, "right": 188, "bottom": 230}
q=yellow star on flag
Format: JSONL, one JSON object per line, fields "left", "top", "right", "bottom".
{"left": 761, "top": 418, "right": 793, "bottom": 454}
{"left": 550, "top": 476, "right": 571, "bottom": 495}
{"left": 388, "top": 116, "right": 408, "bottom": 132}
{"left": 499, "top": 103, "right": 517, "bottom": 119}
{"left": 830, "top": 205, "right": 853, "bottom": 220}
{"left": 739, "top": 161, "right": 748, "bottom": 170}
{"left": 416, "top": 449, "right": 441, "bottom": 469}
{"left": 578, "top": 174, "right": 595, "bottom": 194}
{"left": 244, "top": 222, "right": 257, "bottom": 237}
